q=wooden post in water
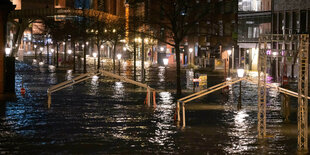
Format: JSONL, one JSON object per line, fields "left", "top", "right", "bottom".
{"left": 182, "top": 102, "right": 185, "bottom": 128}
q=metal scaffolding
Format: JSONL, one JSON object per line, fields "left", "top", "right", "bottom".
{"left": 258, "top": 34, "right": 309, "bottom": 151}
{"left": 257, "top": 37, "right": 267, "bottom": 138}
{"left": 298, "top": 34, "right": 309, "bottom": 151}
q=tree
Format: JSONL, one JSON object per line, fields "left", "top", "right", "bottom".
{"left": 105, "top": 19, "right": 126, "bottom": 74}
{"left": 137, "top": 0, "right": 210, "bottom": 97}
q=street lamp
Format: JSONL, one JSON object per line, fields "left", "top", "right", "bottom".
{"left": 227, "top": 50, "right": 232, "bottom": 77}
{"left": 93, "top": 52, "right": 97, "bottom": 69}
{"left": 163, "top": 58, "right": 168, "bottom": 78}
{"left": 117, "top": 54, "right": 122, "bottom": 75}
{"left": 189, "top": 48, "right": 193, "bottom": 65}
{"left": 5, "top": 47, "right": 11, "bottom": 56}
{"left": 160, "top": 47, "right": 164, "bottom": 52}
{"left": 237, "top": 68, "right": 244, "bottom": 109}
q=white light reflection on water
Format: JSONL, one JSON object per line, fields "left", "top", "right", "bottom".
{"left": 224, "top": 109, "right": 257, "bottom": 154}
{"left": 149, "top": 92, "right": 176, "bottom": 148}
{"left": 158, "top": 66, "right": 165, "bottom": 82}
{"left": 90, "top": 75, "right": 99, "bottom": 95}
{"left": 112, "top": 81, "right": 124, "bottom": 99}
{"left": 66, "top": 70, "right": 73, "bottom": 80}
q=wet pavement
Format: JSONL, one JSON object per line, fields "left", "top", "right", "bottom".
{"left": 0, "top": 60, "right": 303, "bottom": 154}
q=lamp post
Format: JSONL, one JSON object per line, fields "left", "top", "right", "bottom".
{"left": 93, "top": 52, "right": 97, "bottom": 70}
{"left": 189, "top": 48, "right": 193, "bottom": 65}
{"left": 237, "top": 68, "right": 244, "bottom": 110}
{"left": 117, "top": 54, "right": 122, "bottom": 75}
{"left": 163, "top": 58, "right": 168, "bottom": 78}
{"left": 68, "top": 49, "right": 72, "bottom": 64}
{"left": 51, "top": 49, "right": 55, "bottom": 65}
{"left": 227, "top": 50, "right": 232, "bottom": 77}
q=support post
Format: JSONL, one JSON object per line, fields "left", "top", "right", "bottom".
{"left": 147, "top": 88, "right": 150, "bottom": 107}
{"left": 177, "top": 101, "right": 180, "bottom": 122}
{"left": 182, "top": 102, "right": 185, "bottom": 128}
{"left": 47, "top": 92, "right": 51, "bottom": 109}
{"left": 297, "top": 34, "right": 309, "bottom": 152}
{"left": 153, "top": 91, "right": 156, "bottom": 108}
{"left": 257, "top": 38, "right": 267, "bottom": 138}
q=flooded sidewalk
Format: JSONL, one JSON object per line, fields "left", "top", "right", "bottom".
{"left": 0, "top": 61, "right": 301, "bottom": 154}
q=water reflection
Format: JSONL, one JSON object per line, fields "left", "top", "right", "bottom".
{"left": 158, "top": 67, "right": 165, "bottom": 82}
{"left": 112, "top": 82, "right": 124, "bottom": 100}
{"left": 0, "top": 61, "right": 300, "bottom": 154}
{"left": 89, "top": 75, "right": 99, "bottom": 95}
{"left": 224, "top": 109, "right": 256, "bottom": 154}
{"left": 149, "top": 92, "right": 176, "bottom": 148}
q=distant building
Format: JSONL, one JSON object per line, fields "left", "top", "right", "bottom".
{"left": 237, "top": 0, "right": 272, "bottom": 71}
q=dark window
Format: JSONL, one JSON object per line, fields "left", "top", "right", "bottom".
{"left": 300, "top": 10, "right": 307, "bottom": 33}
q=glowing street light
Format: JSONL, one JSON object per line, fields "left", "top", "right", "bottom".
{"left": 189, "top": 48, "right": 193, "bottom": 65}
{"left": 40, "top": 47, "right": 43, "bottom": 51}
{"left": 5, "top": 47, "right": 11, "bottom": 56}
{"left": 227, "top": 50, "right": 232, "bottom": 56}
{"left": 68, "top": 49, "right": 72, "bottom": 55}
{"left": 160, "top": 47, "right": 164, "bottom": 52}
{"left": 93, "top": 52, "right": 97, "bottom": 58}
{"left": 101, "top": 45, "right": 104, "bottom": 49}
{"left": 117, "top": 54, "right": 122, "bottom": 60}
{"left": 163, "top": 58, "right": 168, "bottom": 66}
{"left": 123, "top": 47, "right": 127, "bottom": 51}
{"left": 189, "top": 48, "right": 193, "bottom": 53}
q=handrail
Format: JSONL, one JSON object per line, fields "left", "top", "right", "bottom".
{"left": 179, "top": 78, "right": 237, "bottom": 102}
{"left": 179, "top": 77, "right": 245, "bottom": 104}
{"left": 47, "top": 70, "right": 155, "bottom": 108}
{"left": 177, "top": 76, "right": 310, "bottom": 128}
{"left": 245, "top": 78, "right": 310, "bottom": 100}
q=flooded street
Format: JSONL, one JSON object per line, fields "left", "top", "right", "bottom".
{"left": 0, "top": 61, "right": 302, "bottom": 154}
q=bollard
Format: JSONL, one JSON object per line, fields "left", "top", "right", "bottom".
{"left": 182, "top": 102, "right": 186, "bottom": 128}
{"left": 47, "top": 92, "right": 51, "bottom": 109}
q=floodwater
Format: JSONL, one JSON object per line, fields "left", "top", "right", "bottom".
{"left": 0, "top": 61, "right": 303, "bottom": 154}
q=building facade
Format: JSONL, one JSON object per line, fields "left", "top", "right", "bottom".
{"left": 237, "top": 0, "right": 272, "bottom": 71}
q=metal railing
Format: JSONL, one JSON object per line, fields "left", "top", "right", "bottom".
{"left": 177, "top": 77, "right": 310, "bottom": 128}
{"left": 47, "top": 70, "right": 156, "bottom": 108}
{"left": 177, "top": 77, "right": 246, "bottom": 127}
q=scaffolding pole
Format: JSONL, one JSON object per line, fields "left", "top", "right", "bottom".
{"left": 257, "top": 38, "right": 267, "bottom": 138}
{"left": 298, "top": 34, "right": 309, "bottom": 152}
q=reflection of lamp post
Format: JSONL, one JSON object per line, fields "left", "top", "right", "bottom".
{"left": 93, "top": 52, "right": 97, "bottom": 69}
{"left": 34, "top": 44, "right": 37, "bottom": 59}
{"left": 117, "top": 54, "right": 122, "bottom": 75}
{"left": 51, "top": 49, "right": 55, "bottom": 65}
{"left": 237, "top": 68, "right": 244, "bottom": 109}
{"left": 39, "top": 47, "right": 43, "bottom": 62}
{"left": 163, "top": 58, "right": 168, "bottom": 78}
{"left": 189, "top": 48, "right": 193, "bottom": 65}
